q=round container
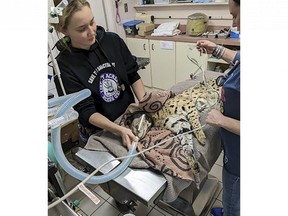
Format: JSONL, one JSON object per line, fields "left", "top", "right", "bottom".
{"left": 186, "top": 13, "right": 208, "bottom": 36}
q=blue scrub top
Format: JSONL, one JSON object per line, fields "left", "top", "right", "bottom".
{"left": 220, "top": 51, "right": 240, "bottom": 177}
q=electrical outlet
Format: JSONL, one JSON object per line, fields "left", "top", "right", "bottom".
{"left": 124, "top": 3, "right": 128, "bottom": 12}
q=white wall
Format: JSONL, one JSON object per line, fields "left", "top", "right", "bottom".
{"left": 87, "top": 0, "right": 108, "bottom": 30}
{"left": 103, "top": 0, "right": 138, "bottom": 42}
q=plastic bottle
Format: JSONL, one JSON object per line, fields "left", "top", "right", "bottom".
{"left": 48, "top": 109, "right": 79, "bottom": 129}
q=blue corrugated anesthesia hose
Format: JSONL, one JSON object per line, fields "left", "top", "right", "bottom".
{"left": 49, "top": 89, "right": 137, "bottom": 184}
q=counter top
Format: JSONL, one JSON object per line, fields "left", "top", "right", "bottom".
{"left": 127, "top": 34, "right": 240, "bottom": 47}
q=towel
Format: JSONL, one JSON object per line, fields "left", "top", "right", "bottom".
{"left": 151, "top": 21, "right": 181, "bottom": 36}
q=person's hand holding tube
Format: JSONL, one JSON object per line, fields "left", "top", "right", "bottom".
{"left": 119, "top": 126, "right": 138, "bottom": 150}
{"left": 196, "top": 40, "right": 217, "bottom": 54}
{"left": 205, "top": 109, "right": 224, "bottom": 127}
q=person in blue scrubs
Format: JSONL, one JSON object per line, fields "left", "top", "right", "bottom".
{"left": 196, "top": 0, "right": 240, "bottom": 215}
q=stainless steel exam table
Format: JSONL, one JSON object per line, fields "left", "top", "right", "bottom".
{"left": 74, "top": 143, "right": 220, "bottom": 216}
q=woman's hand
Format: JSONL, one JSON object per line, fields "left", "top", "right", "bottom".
{"left": 196, "top": 40, "right": 217, "bottom": 55}
{"left": 119, "top": 126, "right": 138, "bottom": 150}
{"left": 206, "top": 109, "right": 240, "bottom": 135}
{"left": 205, "top": 109, "right": 224, "bottom": 127}
{"left": 89, "top": 113, "right": 139, "bottom": 149}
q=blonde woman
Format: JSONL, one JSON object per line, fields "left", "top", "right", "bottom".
{"left": 51, "top": 0, "right": 146, "bottom": 149}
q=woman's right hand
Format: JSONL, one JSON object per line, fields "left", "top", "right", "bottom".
{"left": 196, "top": 40, "right": 217, "bottom": 55}
{"left": 119, "top": 126, "right": 138, "bottom": 150}
{"left": 88, "top": 113, "right": 138, "bottom": 150}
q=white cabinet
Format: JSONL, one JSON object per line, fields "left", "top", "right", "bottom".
{"left": 175, "top": 42, "right": 208, "bottom": 83}
{"left": 149, "top": 40, "right": 176, "bottom": 90}
{"left": 127, "top": 37, "right": 239, "bottom": 90}
{"left": 127, "top": 38, "right": 152, "bottom": 87}
{"left": 127, "top": 38, "right": 208, "bottom": 90}
{"left": 127, "top": 38, "right": 176, "bottom": 90}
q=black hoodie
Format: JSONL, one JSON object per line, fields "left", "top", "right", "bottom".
{"left": 56, "top": 26, "right": 140, "bottom": 129}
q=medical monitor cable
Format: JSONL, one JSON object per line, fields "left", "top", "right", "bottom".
{"left": 48, "top": 123, "right": 207, "bottom": 209}
{"left": 186, "top": 47, "right": 221, "bottom": 112}
{"left": 48, "top": 42, "right": 67, "bottom": 95}
{"left": 187, "top": 46, "right": 208, "bottom": 81}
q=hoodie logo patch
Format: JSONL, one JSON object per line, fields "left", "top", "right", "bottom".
{"left": 99, "top": 72, "right": 120, "bottom": 102}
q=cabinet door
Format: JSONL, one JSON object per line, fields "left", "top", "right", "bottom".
{"left": 126, "top": 38, "right": 152, "bottom": 87}
{"left": 175, "top": 42, "right": 208, "bottom": 83}
{"left": 150, "top": 40, "right": 176, "bottom": 90}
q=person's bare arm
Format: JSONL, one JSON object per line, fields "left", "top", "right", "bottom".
{"left": 131, "top": 79, "right": 146, "bottom": 101}
{"left": 206, "top": 109, "right": 240, "bottom": 135}
{"left": 196, "top": 40, "right": 237, "bottom": 63}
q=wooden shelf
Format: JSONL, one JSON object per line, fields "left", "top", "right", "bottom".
{"left": 128, "top": 35, "right": 240, "bottom": 47}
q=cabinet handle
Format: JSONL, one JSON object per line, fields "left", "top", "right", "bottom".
{"left": 151, "top": 44, "right": 154, "bottom": 51}
{"left": 143, "top": 44, "right": 146, "bottom": 51}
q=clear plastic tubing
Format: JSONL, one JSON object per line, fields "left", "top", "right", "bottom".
{"left": 50, "top": 89, "right": 137, "bottom": 184}
{"left": 48, "top": 108, "right": 78, "bottom": 129}
{"left": 48, "top": 106, "right": 59, "bottom": 117}
{"left": 48, "top": 92, "right": 79, "bottom": 108}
